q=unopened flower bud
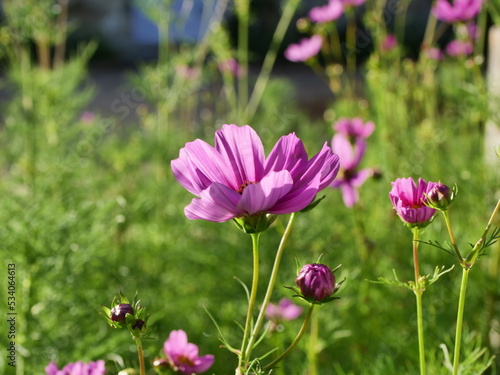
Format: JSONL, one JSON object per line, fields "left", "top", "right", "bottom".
{"left": 296, "top": 263, "right": 335, "bottom": 302}
{"left": 427, "top": 182, "right": 455, "bottom": 211}
{"left": 110, "top": 303, "right": 134, "bottom": 323}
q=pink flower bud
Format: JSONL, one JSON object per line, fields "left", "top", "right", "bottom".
{"left": 296, "top": 263, "right": 336, "bottom": 302}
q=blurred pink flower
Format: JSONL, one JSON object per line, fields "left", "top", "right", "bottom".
{"left": 424, "top": 46, "right": 445, "bottom": 61}
{"left": 284, "top": 35, "right": 323, "bottom": 62}
{"left": 80, "top": 111, "right": 96, "bottom": 124}
{"left": 266, "top": 298, "right": 303, "bottom": 322}
{"left": 164, "top": 330, "right": 214, "bottom": 375}
{"left": 381, "top": 34, "right": 398, "bottom": 51}
{"left": 309, "top": 0, "right": 344, "bottom": 23}
{"left": 45, "top": 360, "right": 105, "bottom": 375}
{"left": 176, "top": 65, "right": 201, "bottom": 80}
{"left": 446, "top": 39, "right": 473, "bottom": 56}
{"left": 330, "top": 134, "right": 373, "bottom": 207}
{"left": 218, "top": 58, "right": 244, "bottom": 78}
{"left": 333, "top": 117, "right": 375, "bottom": 140}
{"left": 432, "top": 0, "right": 483, "bottom": 23}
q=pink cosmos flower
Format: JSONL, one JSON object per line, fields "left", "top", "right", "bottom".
{"left": 218, "top": 58, "right": 244, "bottom": 78}
{"left": 176, "top": 65, "right": 201, "bottom": 81}
{"left": 164, "top": 330, "right": 214, "bottom": 375}
{"left": 330, "top": 134, "right": 373, "bottom": 207}
{"left": 171, "top": 124, "right": 339, "bottom": 223}
{"left": 266, "top": 298, "right": 303, "bottom": 322}
{"left": 333, "top": 117, "right": 375, "bottom": 140}
{"left": 284, "top": 35, "right": 323, "bottom": 62}
{"left": 309, "top": 0, "right": 344, "bottom": 24}
{"left": 381, "top": 34, "right": 398, "bottom": 51}
{"left": 389, "top": 177, "right": 439, "bottom": 228}
{"left": 432, "top": 0, "right": 483, "bottom": 23}
{"left": 424, "top": 46, "right": 445, "bottom": 61}
{"left": 445, "top": 39, "right": 473, "bottom": 56}
{"left": 45, "top": 360, "right": 106, "bottom": 375}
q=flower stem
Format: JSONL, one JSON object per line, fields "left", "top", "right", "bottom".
{"left": 238, "top": 232, "right": 261, "bottom": 372}
{"left": 441, "top": 210, "right": 465, "bottom": 266}
{"left": 452, "top": 267, "right": 469, "bottom": 375}
{"left": 134, "top": 337, "right": 146, "bottom": 375}
{"left": 244, "top": 0, "right": 300, "bottom": 121}
{"left": 244, "top": 213, "right": 297, "bottom": 360}
{"left": 263, "top": 304, "right": 315, "bottom": 371}
{"left": 412, "top": 228, "right": 426, "bottom": 375}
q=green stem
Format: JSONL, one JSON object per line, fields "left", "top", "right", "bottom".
{"left": 307, "top": 307, "right": 319, "bottom": 375}
{"left": 466, "top": 198, "right": 500, "bottom": 265}
{"left": 244, "top": 213, "right": 297, "bottom": 361}
{"left": 236, "top": 0, "right": 249, "bottom": 120}
{"left": 134, "top": 337, "right": 146, "bottom": 375}
{"left": 244, "top": 0, "right": 300, "bottom": 121}
{"left": 263, "top": 304, "right": 315, "bottom": 371}
{"left": 452, "top": 267, "right": 469, "bottom": 375}
{"left": 238, "top": 232, "right": 261, "bottom": 372}
{"left": 442, "top": 211, "right": 465, "bottom": 266}
{"left": 412, "top": 228, "right": 426, "bottom": 375}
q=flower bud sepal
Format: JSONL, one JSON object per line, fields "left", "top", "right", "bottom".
{"left": 287, "top": 260, "right": 344, "bottom": 305}
{"left": 425, "top": 183, "right": 457, "bottom": 211}
{"left": 285, "top": 283, "right": 343, "bottom": 305}
{"left": 99, "top": 292, "right": 150, "bottom": 339}
{"left": 233, "top": 213, "right": 277, "bottom": 234}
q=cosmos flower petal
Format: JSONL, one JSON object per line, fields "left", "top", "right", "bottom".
{"left": 238, "top": 170, "right": 293, "bottom": 215}
{"left": 215, "top": 124, "right": 265, "bottom": 184}
{"left": 185, "top": 184, "right": 242, "bottom": 222}
{"left": 270, "top": 173, "right": 322, "bottom": 214}
{"left": 264, "top": 133, "right": 308, "bottom": 178}
{"left": 171, "top": 139, "right": 237, "bottom": 194}
{"left": 340, "top": 183, "right": 358, "bottom": 208}
{"left": 332, "top": 134, "right": 356, "bottom": 169}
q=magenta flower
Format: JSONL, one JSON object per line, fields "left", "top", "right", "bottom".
{"left": 330, "top": 134, "right": 373, "bottom": 207}
{"left": 284, "top": 35, "right": 323, "bottom": 62}
{"left": 296, "top": 263, "right": 336, "bottom": 302}
{"left": 432, "top": 0, "right": 483, "bottom": 23}
{"left": 381, "top": 34, "right": 398, "bottom": 51}
{"left": 445, "top": 39, "right": 473, "bottom": 56}
{"left": 45, "top": 360, "right": 106, "bottom": 375}
{"left": 389, "top": 177, "right": 439, "bottom": 228}
{"left": 171, "top": 124, "right": 339, "bottom": 224}
{"left": 164, "top": 330, "right": 214, "bottom": 375}
{"left": 218, "top": 58, "right": 244, "bottom": 78}
{"left": 333, "top": 117, "right": 375, "bottom": 140}
{"left": 424, "top": 46, "right": 445, "bottom": 61}
{"left": 266, "top": 298, "right": 303, "bottom": 322}
{"left": 309, "top": 0, "right": 344, "bottom": 24}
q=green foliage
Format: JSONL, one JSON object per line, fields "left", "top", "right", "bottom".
{"left": 1, "top": 2, "right": 500, "bottom": 375}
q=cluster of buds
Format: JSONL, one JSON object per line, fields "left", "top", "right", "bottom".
{"left": 100, "top": 292, "right": 149, "bottom": 338}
